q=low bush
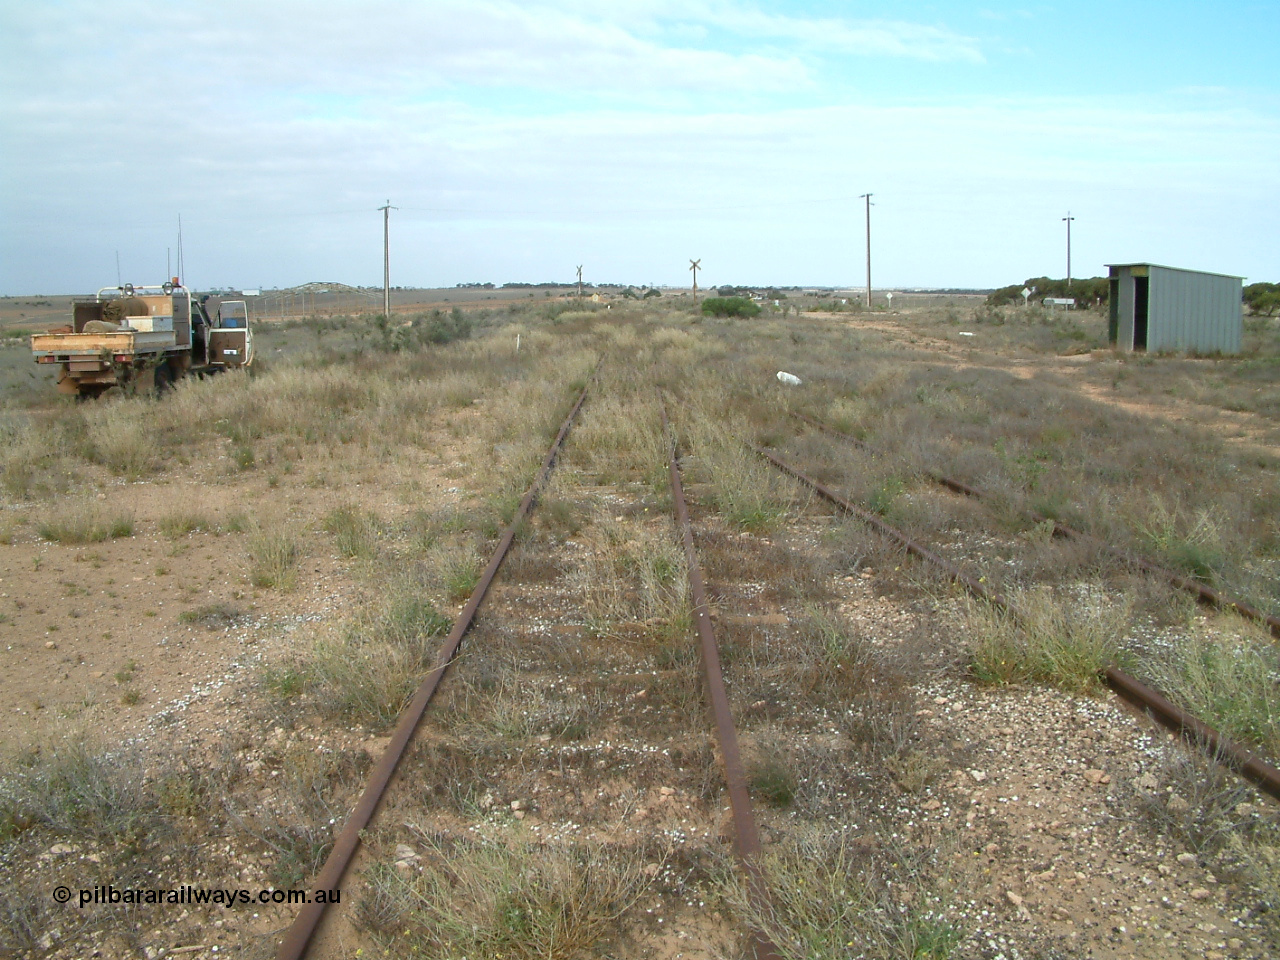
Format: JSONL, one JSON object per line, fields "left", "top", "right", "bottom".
{"left": 418, "top": 307, "right": 473, "bottom": 345}
{"left": 701, "top": 296, "right": 761, "bottom": 318}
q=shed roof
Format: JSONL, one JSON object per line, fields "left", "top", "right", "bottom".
{"left": 1106, "top": 263, "right": 1245, "bottom": 280}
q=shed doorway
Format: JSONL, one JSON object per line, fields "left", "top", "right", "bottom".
{"left": 1133, "top": 276, "right": 1149, "bottom": 351}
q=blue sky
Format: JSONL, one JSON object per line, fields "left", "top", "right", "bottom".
{"left": 2, "top": 1, "right": 1276, "bottom": 293}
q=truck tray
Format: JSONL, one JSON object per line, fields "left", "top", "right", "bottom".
{"left": 30, "top": 330, "right": 177, "bottom": 358}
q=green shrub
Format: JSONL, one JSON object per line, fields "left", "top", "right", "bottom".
{"left": 750, "top": 756, "right": 797, "bottom": 808}
{"left": 419, "top": 307, "right": 473, "bottom": 345}
{"left": 700, "top": 296, "right": 761, "bottom": 318}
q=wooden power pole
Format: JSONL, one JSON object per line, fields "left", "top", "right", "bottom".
{"left": 379, "top": 199, "right": 398, "bottom": 319}
{"left": 576, "top": 265, "right": 584, "bottom": 299}
{"left": 689, "top": 259, "right": 701, "bottom": 303}
{"left": 860, "top": 193, "right": 873, "bottom": 309}
{"left": 1062, "top": 212, "right": 1076, "bottom": 289}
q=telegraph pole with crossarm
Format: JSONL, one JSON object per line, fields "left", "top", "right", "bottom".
{"left": 379, "top": 200, "right": 398, "bottom": 319}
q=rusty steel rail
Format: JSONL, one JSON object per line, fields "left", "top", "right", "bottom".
{"left": 757, "top": 444, "right": 1008, "bottom": 608}
{"left": 276, "top": 380, "right": 594, "bottom": 960}
{"left": 665, "top": 411, "right": 782, "bottom": 960}
{"left": 756, "top": 444, "right": 1280, "bottom": 803}
{"left": 793, "top": 411, "right": 1280, "bottom": 639}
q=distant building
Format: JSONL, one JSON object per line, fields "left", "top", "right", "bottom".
{"left": 1107, "top": 263, "right": 1242, "bottom": 354}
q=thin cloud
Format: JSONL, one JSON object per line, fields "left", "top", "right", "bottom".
{"left": 552, "top": 1, "right": 986, "bottom": 63}
{"left": 689, "top": 6, "right": 986, "bottom": 63}
{"left": 2, "top": 1, "right": 811, "bottom": 100}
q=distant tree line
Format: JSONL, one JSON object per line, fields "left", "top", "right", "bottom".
{"left": 1245, "top": 282, "right": 1280, "bottom": 316}
{"left": 986, "top": 277, "right": 1108, "bottom": 307}
{"left": 716, "top": 285, "right": 789, "bottom": 300}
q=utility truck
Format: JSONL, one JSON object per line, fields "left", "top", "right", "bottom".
{"left": 30, "top": 281, "right": 254, "bottom": 398}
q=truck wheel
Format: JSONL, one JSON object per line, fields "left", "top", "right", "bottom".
{"left": 154, "top": 362, "right": 174, "bottom": 394}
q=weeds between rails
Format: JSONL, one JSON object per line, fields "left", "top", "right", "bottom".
{"left": 676, "top": 308, "right": 1280, "bottom": 760}
{"left": 702, "top": 312, "right": 1280, "bottom": 626}
{"left": 275, "top": 374, "right": 596, "bottom": 960}
{"left": 350, "top": 359, "right": 969, "bottom": 959}
{"left": 758, "top": 407, "right": 1280, "bottom": 763}
{"left": 754, "top": 442, "right": 1280, "bottom": 798}
{"left": 663, "top": 405, "right": 782, "bottom": 960}
{"left": 794, "top": 409, "right": 1280, "bottom": 639}
{"left": 288, "top": 384, "right": 782, "bottom": 958}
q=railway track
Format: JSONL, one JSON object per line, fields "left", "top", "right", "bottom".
{"left": 8, "top": 308, "right": 1277, "bottom": 960}
{"left": 792, "top": 411, "right": 1280, "bottom": 639}
{"left": 278, "top": 385, "right": 788, "bottom": 959}
{"left": 754, "top": 433, "right": 1280, "bottom": 801}
{"left": 277, "top": 380, "right": 593, "bottom": 960}
{"left": 665, "top": 407, "right": 782, "bottom": 960}
{"left": 272, "top": 365, "right": 1277, "bottom": 960}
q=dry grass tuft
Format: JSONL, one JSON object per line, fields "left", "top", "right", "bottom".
{"left": 571, "top": 516, "right": 688, "bottom": 640}
{"left": 158, "top": 510, "right": 214, "bottom": 539}
{"left": 0, "top": 738, "right": 152, "bottom": 842}
{"left": 966, "top": 585, "right": 1130, "bottom": 694}
{"left": 246, "top": 523, "right": 301, "bottom": 589}
{"left": 1132, "top": 496, "right": 1227, "bottom": 585}
{"left": 322, "top": 503, "right": 379, "bottom": 559}
{"left": 358, "top": 837, "right": 652, "bottom": 960}
{"left": 294, "top": 576, "right": 452, "bottom": 727}
{"left": 689, "top": 427, "right": 793, "bottom": 532}
{"left": 1142, "top": 617, "right": 1280, "bottom": 755}
{"left": 37, "top": 499, "right": 134, "bottom": 544}
{"left": 83, "top": 400, "right": 159, "bottom": 478}
{"left": 720, "top": 830, "right": 962, "bottom": 960}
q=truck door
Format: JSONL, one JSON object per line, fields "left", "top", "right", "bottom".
{"left": 209, "top": 301, "right": 254, "bottom": 368}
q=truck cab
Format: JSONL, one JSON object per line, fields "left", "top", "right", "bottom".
{"left": 208, "top": 300, "right": 254, "bottom": 369}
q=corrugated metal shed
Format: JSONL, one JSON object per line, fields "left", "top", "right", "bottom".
{"left": 1107, "top": 263, "right": 1243, "bottom": 354}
